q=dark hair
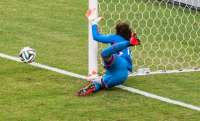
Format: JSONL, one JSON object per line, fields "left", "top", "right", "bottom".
{"left": 115, "top": 22, "right": 132, "bottom": 40}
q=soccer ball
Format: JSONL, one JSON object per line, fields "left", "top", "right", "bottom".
{"left": 19, "top": 47, "right": 36, "bottom": 63}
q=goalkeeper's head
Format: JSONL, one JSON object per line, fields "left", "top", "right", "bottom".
{"left": 115, "top": 22, "right": 132, "bottom": 41}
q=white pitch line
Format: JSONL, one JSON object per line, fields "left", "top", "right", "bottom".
{"left": 0, "top": 53, "right": 86, "bottom": 80}
{"left": 0, "top": 52, "right": 200, "bottom": 111}
{"left": 117, "top": 85, "right": 200, "bottom": 111}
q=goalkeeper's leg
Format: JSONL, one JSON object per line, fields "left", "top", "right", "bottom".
{"left": 77, "top": 42, "right": 130, "bottom": 96}
{"left": 77, "top": 55, "right": 128, "bottom": 96}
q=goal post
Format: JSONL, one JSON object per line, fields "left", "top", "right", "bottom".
{"left": 88, "top": 0, "right": 98, "bottom": 74}
{"left": 89, "top": 0, "right": 200, "bottom": 76}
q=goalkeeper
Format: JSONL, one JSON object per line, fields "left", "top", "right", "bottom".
{"left": 77, "top": 10, "right": 140, "bottom": 96}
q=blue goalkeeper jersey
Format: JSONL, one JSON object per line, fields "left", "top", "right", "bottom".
{"left": 92, "top": 24, "right": 133, "bottom": 72}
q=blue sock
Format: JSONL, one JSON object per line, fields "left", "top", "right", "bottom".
{"left": 93, "top": 82, "right": 102, "bottom": 92}
{"left": 101, "top": 41, "right": 130, "bottom": 58}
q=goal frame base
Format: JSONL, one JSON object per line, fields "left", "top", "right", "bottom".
{"left": 129, "top": 68, "right": 200, "bottom": 76}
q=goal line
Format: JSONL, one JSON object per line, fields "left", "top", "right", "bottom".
{"left": 0, "top": 52, "right": 199, "bottom": 112}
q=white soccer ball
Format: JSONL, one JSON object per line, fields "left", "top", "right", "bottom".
{"left": 19, "top": 47, "right": 36, "bottom": 63}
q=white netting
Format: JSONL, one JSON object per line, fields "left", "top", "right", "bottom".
{"left": 98, "top": 0, "right": 200, "bottom": 73}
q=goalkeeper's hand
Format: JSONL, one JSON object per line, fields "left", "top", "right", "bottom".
{"left": 86, "top": 8, "right": 102, "bottom": 25}
{"left": 130, "top": 32, "right": 141, "bottom": 46}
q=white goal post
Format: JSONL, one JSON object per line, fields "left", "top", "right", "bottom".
{"left": 88, "top": 0, "right": 98, "bottom": 74}
{"left": 88, "top": 0, "right": 200, "bottom": 76}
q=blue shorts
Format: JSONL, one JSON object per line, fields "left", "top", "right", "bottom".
{"left": 102, "top": 54, "right": 129, "bottom": 88}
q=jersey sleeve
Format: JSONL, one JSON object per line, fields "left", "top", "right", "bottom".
{"left": 92, "top": 24, "right": 114, "bottom": 43}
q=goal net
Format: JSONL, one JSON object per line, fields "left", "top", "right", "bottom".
{"left": 90, "top": 0, "right": 200, "bottom": 75}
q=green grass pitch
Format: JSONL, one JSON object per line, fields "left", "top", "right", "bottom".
{"left": 0, "top": 0, "right": 200, "bottom": 121}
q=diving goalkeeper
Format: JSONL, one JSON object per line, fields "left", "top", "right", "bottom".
{"left": 77, "top": 10, "right": 140, "bottom": 96}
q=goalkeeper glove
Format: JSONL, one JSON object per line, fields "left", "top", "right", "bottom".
{"left": 86, "top": 9, "right": 102, "bottom": 25}
{"left": 130, "top": 32, "right": 141, "bottom": 46}
{"left": 91, "top": 17, "right": 102, "bottom": 25}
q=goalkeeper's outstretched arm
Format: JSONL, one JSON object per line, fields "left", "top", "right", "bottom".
{"left": 92, "top": 24, "right": 114, "bottom": 43}
{"left": 86, "top": 9, "right": 114, "bottom": 43}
